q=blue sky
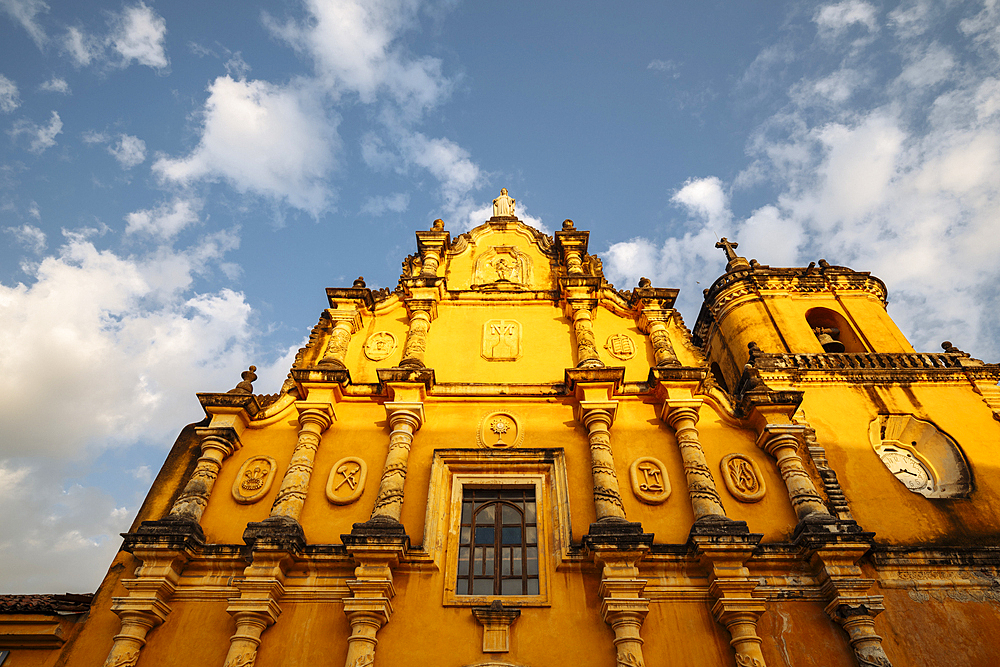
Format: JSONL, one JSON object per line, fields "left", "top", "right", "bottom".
{"left": 1, "top": 0, "right": 998, "bottom": 592}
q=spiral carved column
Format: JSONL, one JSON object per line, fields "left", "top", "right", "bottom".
{"left": 757, "top": 425, "right": 830, "bottom": 522}
{"left": 268, "top": 406, "right": 334, "bottom": 522}
{"left": 662, "top": 402, "right": 728, "bottom": 522}
{"left": 581, "top": 407, "right": 627, "bottom": 522}
{"left": 168, "top": 427, "right": 240, "bottom": 523}
{"left": 369, "top": 404, "right": 423, "bottom": 524}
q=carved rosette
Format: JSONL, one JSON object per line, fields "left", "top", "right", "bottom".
{"left": 232, "top": 456, "right": 278, "bottom": 504}
{"left": 629, "top": 457, "right": 670, "bottom": 504}
{"left": 720, "top": 454, "right": 766, "bottom": 503}
{"left": 326, "top": 457, "right": 367, "bottom": 505}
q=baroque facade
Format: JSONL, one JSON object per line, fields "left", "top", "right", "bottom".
{"left": 4, "top": 189, "right": 1000, "bottom": 666}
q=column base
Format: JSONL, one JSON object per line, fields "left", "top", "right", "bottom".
{"left": 242, "top": 516, "right": 307, "bottom": 554}
{"left": 342, "top": 516, "right": 411, "bottom": 549}
{"left": 123, "top": 516, "right": 205, "bottom": 552}
{"left": 583, "top": 520, "right": 654, "bottom": 551}
{"left": 792, "top": 516, "right": 874, "bottom": 547}
{"left": 686, "top": 516, "right": 755, "bottom": 543}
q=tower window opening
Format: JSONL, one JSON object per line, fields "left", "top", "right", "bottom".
{"left": 805, "top": 307, "right": 864, "bottom": 353}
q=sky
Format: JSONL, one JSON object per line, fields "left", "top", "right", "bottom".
{"left": 1, "top": 0, "right": 998, "bottom": 593}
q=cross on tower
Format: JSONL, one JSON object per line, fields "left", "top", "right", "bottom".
{"left": 715, "top": 237, "right": 740, "bottom": 262}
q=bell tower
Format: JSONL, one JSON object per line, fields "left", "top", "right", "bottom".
{"left": 692, "top": 238, "right": 916, "bottom": 392}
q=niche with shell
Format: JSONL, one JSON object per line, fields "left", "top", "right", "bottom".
{"left": 869, "top": 414, "right": 972, "bottom": 499}
{"left": 805, "top": 307, "right": 865, "bottom": 353}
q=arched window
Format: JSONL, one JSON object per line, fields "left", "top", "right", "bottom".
{"left": 457, "top": 488, "right": 539, "bottom": 596}
{"left": 805, "top": 307, "right": 865, "bottom": 353}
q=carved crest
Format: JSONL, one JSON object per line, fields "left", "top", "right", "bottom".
{"left": 326, "top": 457, "right": 367, "bottom": 505}
{"left": 477, "top": 411, "right": 524, "bottom": 448}
{"left": 605, "top": 334, "right": 636, "bottom": 360}
{"left": 629, "top": 457, "right": 670, "bottom": 504}
{"left": 232, "top": 456, "right": 278, "bottom": 504}
{"left": 720, "top": 454, "right": 766, "bottom": 503}
{"left": 364, "top": 331, "right": 397, "bottom": 361}
{"left": 482, "top": 319, "right": 522, "bottom": 361}
{"left": 473, "top": 246, "right": 533, "bottom": 288}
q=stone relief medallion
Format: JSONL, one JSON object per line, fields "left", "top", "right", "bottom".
{"left": 472, "top": 246, "right": 534, "bottom": 288}
{"left": 364, "top": 331, "right": 397, "bottom": 361}
{"left": 720, "top": 453, "right": 766, "bottom": 503}
{"left": 476, "top": 411, "right": 524, "bottom": 448}
{"left": 232, "top": 456, "right": 278, "bottom": 504}
{"left": 605, "top": 334, "right": 636, "bottom": 360}
{"left": 629, "top": 457, "right": 670, "bottom": 504}
{"left": 326, "top": 457, "right": 367, "bottom": 505}
{"left": 482, "top": 319, "right": 522, "bottom": 361}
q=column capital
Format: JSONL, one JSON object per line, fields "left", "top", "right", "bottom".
{"left": 325, "top": 306, "right": 363, "bottom": 334}
{"left": 404, "top": 296, "right": 438, "bottom": 320}
{"left": 384, "top": 401, "right": 424, "bottom": 431}
{"left": 636, "top": 307, "right": 673, "bottom": 333}
{"left": 193, "top": 425, "right": 242, "bottom": 457}
{"left": 577, "top": 401, "right": 618, "bottom": 428}
{"left": 755, "top": 423, "right": 805, "bottom": 454}
{"left": 661, "top": 398, "right": 703, "bottom": 426}
{"left": 295, "top": 402, "right": 336, "bottom": 431}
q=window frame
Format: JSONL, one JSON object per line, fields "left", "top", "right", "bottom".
{"left": 423, "top": 448, "right": 571, "bottom": 608}
{"left": 457, "top": 486, "right": 540, "bottom": 597}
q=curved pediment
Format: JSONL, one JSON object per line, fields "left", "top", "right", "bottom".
{"left": 443, "top": 217, "right": 557, "bottom": 292}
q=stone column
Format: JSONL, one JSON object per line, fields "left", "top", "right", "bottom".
{"left": 268, "top": 404, "right": 335, "bottom": 523}
{"left": 168, "top": 427, "right": 240, "bottom": 523}
{"left": 693, "top": 539, "right": 768, "bottom": 667}
{"left": 757, "top": 425, "right": 830, "bottom": 522}
{"left": 399, "top": 300, "right": 434, "bottom": 369}
{"left": 595, "top": 553, "right": 650, "bottom": 667}
{"left": 570, "top": 301, "right": 604, "bottom": 369}
{"left": 319, "top": 309, "right": 362, "bottom": 369}
{"left": 369, "top": 403, "right": 424, "bottom": 523}
{"left": 340, "top": 544, "right": 406, "bottom": 667}
{"left": 580, "top": 403, "right": 627, "bottom": 522}
{"left": 221, "top": 546, "right": 292, "bottom": 667}
{"left": 661, "top": 400, "right": 728, "bottom": 522}
{"left": 639, "top": 310, "right": 680, "bottom": 367}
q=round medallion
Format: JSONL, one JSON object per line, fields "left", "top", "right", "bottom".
{"left": 232, "top": 456, "right": 278, "bottom": 504}
{"left": 364, "top": 331, "right": 397, "bottom": 361}
{"left": 476, "top": 411, "right": 524, "bottom": 448}
{"left": 326, "top": 457, "right": 367, "bottom": 505}
{"left": 629, "top": 457, "right": 671, "bottom": 504}
{"left": 605, "top": 334, "right": 636, "bottom": 360}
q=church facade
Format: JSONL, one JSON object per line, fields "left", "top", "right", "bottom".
{"left": 3, "top": 189, "right": 1000, "bottom": 666}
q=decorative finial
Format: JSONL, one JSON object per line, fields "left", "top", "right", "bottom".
{"left": 818, "top": 259, "right": 831, "bottom": 268}
{"left": 638, "top": 277, "right": 651, "bottom": 288}
{"left": 228, "top": 365, "right": 257, "bottom": 394}
{"left": 747, "top": 341, "right": 762, "bottom": 364}
{"left": 715, "top": 237, "right": 739, "bottom": 262}
{"left": 353, "top": 276, "right": 366, "bottom": 288}
{"left": 562, "top": 219, "right": 574, "bottom": 230}
{"left": 431, "top": 219, "right": 444, "bottom": 231}
{"left": 492, "top": 188, "right": 516, "bottom": 217}
{"left": 941, "top": 341, "right": 961, "bottom": 354}
{"left": 749, "top": 259, "right": 760, "bottom": 269}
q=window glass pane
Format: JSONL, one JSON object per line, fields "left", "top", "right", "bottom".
{"left": 473, "top": 547, "right": 484, "bottom": 575}
{"left": 527, "top": 579, "right": 539, "bottom": 595}
{"left": 460, "top": 526, "right": 470, "bottom": 545}
{"left": 512, "top": 547, "right": 522, "bottom": 575}
{"left": 484, "top": 547, "right": 494, "bottom": 575}
{"left": 456, "top": 579, "right": 468, "bottom": 595}
{"left": 501, "top": 547, "right": 512, "bottom": 575}
{"left": 499, "top": 489, "right": 522, "bottom": 500}
{"left": 475, "top": 526, "right": 495, "bottom": 545}
{"left": 476, "top": 504, "right": 495, "bottom": 523}
{"left": 502, "top": 526, "right": 522, "bottom": 545}
{"left": 525, "top": 526, "right": 536, "bottom": 544}
{"left": 472, "top": 579, "right": 493, "bottom": 595}
{"left": 527, "top": 547, "right": 538, "bottom": 576}
{"left": 458, "top": 547, "right": 469, "bottom": 575}
{"left": 501, "top": 504, "right": 521, "bottom": 524}
{"left": 461, "top": 501, "right": 472, "bottom": 524}
{"left": 524, "top": 502, "right": 536, "bottom": 523}
{"left": 501, "top": 579, "right": 522, "bottom": 595}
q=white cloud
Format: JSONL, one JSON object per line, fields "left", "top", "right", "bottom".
{"left": 38, "top": 77, "right": 70, "bottom": 94}
{"left": 814, "top": 1, "right": 879, "bottom": 35}
{"left": 671, "top": 177, "right": 732, "bottom": 230}
{"left": 10, "top": 110, "right": 63, "bottom": 153}
{"left": 0, "top": 73, "right": 20, "bottom": 112}
{"left": 81, "top": 129, "right": 109, "bottom": 145}
{"left": 398, "top": 131, "right": 481, "bottom": 210}
{"left": 896, "top": 42, "right": 956, "bottom": 89}
{"left": 108, "top": 2, "right": 168, "bottom": 69}
{"left": 361, "top": 192, "right": 409, "bottom": 215}
{"left": 125, "top": 198, "right": 200, "bottom": 239}
{"left": 0, "top": 0, "right": 49, "bottom": 49}
{"left": 4, "top": 223, "right": 46, "bottom": 253}
{"left": 648, "top": 59, "right": 681, "bottom": 78}
{"left": 267, "top": 0, "right": 451, "bottom": 117}
{"left": 62, "top": 25, "right": 100, "bottom": 67}
{"left": 153, "top": 76, "right": 338, "bottom": 215}
{"left": 108, "top": 133, "right": 147, "bottom": 168}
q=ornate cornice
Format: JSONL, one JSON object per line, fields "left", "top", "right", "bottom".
{"left": 752, "top": 352, "right": 1000, "bottom": 384}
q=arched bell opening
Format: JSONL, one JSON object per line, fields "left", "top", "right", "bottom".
{"left": 805, "top": 307, "right": 865, "bottom": 353}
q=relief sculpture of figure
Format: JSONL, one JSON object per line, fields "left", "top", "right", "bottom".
{"left": 493, "top": 188, "right": 516, "bottom": 216}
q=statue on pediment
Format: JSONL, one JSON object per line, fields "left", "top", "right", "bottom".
{"left": 493, "top": 188, "right": 516, "bottom": 217}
